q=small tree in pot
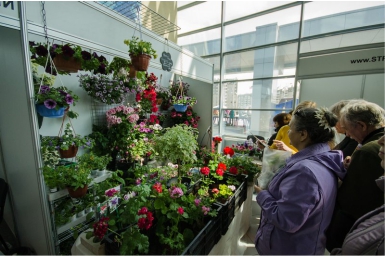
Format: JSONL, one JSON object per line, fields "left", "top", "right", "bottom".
{"left": 153, "top": 124, "right": 199, "bottom": 179}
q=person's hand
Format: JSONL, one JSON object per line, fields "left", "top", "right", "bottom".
{"left": 257, "top": 140, "right": 267, "bottom": 149}
{"left": 343, "top": 156, "right": 352, "bottom": 169}
{"left": 254, "top": 185, "right": 263, "bottom": 193}
{"left": 273, "top": 140, "right": 292, "bottom": 152}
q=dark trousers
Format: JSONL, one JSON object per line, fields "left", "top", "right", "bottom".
{"left": 326, "top": 208, "right": 356, "bottom": 252}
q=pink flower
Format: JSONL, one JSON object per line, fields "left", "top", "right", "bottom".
{"left": 194, "top": 198, "right": 201, "bottom": 206}
{"left": 105, "top": 188, "right": 118, "bottom": 197}
{"left": 202, "top": 206, "right": 210, "bottom": 215}
{"left": 177, "top": 207, "right": 184, "bottom": 215}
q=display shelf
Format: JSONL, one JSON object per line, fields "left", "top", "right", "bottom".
{"left": 58, "top": 217, "right": 96, "bottom": 244}
{"left": 48, "top": 171, "right": 112, "bottom": 202}
{"left": 57, "top": 212, "right": 96, "bottom": 235}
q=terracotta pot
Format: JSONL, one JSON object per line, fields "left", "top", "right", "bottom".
{"left": 59, "top": 145, "right": 78, "bottom": 158}
{"left": 53, "top": 53, "right": 81, "bottom": 73}
{"left": 128, "top": 64, "right": 137, "bottom": 78}
{"left": 67, "top": 185, "right": 88, "bottom": 198}
{"left": 130, "top": 53, "right": 151, "bottom": 71}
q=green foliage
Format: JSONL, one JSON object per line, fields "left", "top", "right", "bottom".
{"left": 56, "top": 123, "right": 94, "bottom": 150}
{"left": 42, "top": 166, "right": 61, "bottom": 189}
{"left": 153, "top": 124, "right": 199, "bottom": 168}
{"left": 57, "top": 164, "right": 91, "bottom": 190}
{"left": 77, "top": 152, "right": 111, "bottom": 171}
{"left": 124, "top": 36, "right": 157, "bottom": 59}
{"left": 107, "top": 56, "right": 131, "bottom": 78}
{"left": 225, "top": 155, "right": 261, "bottom": 182}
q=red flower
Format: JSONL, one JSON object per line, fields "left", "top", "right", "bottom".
{"left": 229, "top": 166, "right": 238, "bottom": 175}
{"left": 213, "top": 136, "right": 222, "bottom": 143}
{"left": 177, "top": 207, "right": 184, "bottom": 215}
{"left": 218, "top": 162, "right": 227, "bottom": 171}
{"left": 93, "top": 217, "right": 109, "bottom": 240}
{"left": 138, "top": 207, "right": 148, "bottom": 215}
{"left": 151, "top": 106, "right": 158, "bottom": 113}
{"left": 200, "top": 166, "right": 210, "bottom": 176}
{"left": 223, "top": 146, "right": 235, "bottom": 157}
{"left": 135, "top": 93, "right": 141, "bottom": 102}
{"left": 152, "top": 182, "right": 162, "bottom": 193}
{"left": 216, "top": 168, "right": 224, "bottom": 176}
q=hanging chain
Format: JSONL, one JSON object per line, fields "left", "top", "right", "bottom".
{"left": 41, "top": 1, "right": 49, "bottom": 44}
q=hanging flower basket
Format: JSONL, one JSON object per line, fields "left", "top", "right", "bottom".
{"left": 128, "top": 64, "right": 137, "bottom": 78}
{"left": 67, "top": 185, "right": 88, "bottom": 198}
{"left": 36, "top": 104, "right": 65, "bottom": 118}
{"left": 53, "top": 53, "right": 81, "bottom": 73}
{"left": 173, "top": 104, "right": 188, "bottom": 112}
{"left": 59, "top": 145, "right": 78, "bottom": 158}
{"left": 130, "top": 54, "right": 151, "bottom": 71}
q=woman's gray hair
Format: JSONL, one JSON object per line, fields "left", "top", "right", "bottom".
{"left": 340, "top": 99, "right": 385, "bottom": 127}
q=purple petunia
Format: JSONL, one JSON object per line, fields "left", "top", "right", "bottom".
{"left": 44, "top": 99, "right": 57, "bottom": 109}
{"left": 65, "top": 95, "right": 74, "bottom": 105}
{"left": 40, "top": 85, "right": 50, "bottom": 94}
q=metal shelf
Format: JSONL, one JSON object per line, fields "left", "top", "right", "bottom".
{"left": 95, "top": 1, "right": 180, "bottom": 36}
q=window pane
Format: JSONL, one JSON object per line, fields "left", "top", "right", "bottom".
{"left": 302, "top": 2, "right": 385, "bottom": 37}
{"left": 213, "top": 83, "right": 220, "bottom": 109}
{"left": 221, "top": 78, "right": 295, "bottom": 110}
{"left": 223, "top": 43, "right": 297, "bottom": 80}
{"left": 224, "top": 6, "right": 301, "bottom": 51}
{"left": 177, "top": 2, "right": 222, "bottom": 34}
{"left": 177, "top": 1, "right": 194, "bottom": 8}
{"left": 179, "top": 28, "right": 221, "bottom": 56}
{"left": 224, "top": 1, "right": 293, "bottom": 22}
{"left": 220, "top": 110, "right": 291, "bottom": 139}
{"left": 204, "top": 56, "right": 220, "bottom": 82}
{"left": 300, "top": 28, "right": 385, "bottom": 53}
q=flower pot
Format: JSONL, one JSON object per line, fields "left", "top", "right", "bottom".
{"left": 128, "top": 64, "right": 137, "bottom": 78}
{"left": 67, "top": 185, "right": 88, "bottom": 198}
{"left": 130, "top": 53, "right": 151, "bottom": 71}
{"left": 59, "top": 145, "right": 78, "bottom": 158}
{"left": 53, "top": 53, "right": 81, "bottom": 73}
{"left": 36, "top": 104, "right": 65, "bottom": 118}
{"left": 173, "top": 104, "right": 187, "bottom": 112}
{"left": 49, "top": 187, "right": 58, "bottom": 193}
{"left": 97, "top": 169, "right": 107, "bottom": 177}
{"left": 90, "top": 169, "right": 98, "bottom": 177}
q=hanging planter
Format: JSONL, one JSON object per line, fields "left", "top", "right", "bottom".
{"left": 59, "top": 145, "right": 78, "bottom": 158}
{"left": 67, "top": 185, "right": 88, "bottom": 198}
{"left": 53, "top": 53, "right": 81, "bottom": 73}
{"left": 36, "top": 104, "right": 65, "bottom": 118}
{"left": 128, "top": 64, "right": 137, "bottom": 78}
{"left": 173, "top": 104, "right": 188, "bottom": 112}
{"left": 130, "top": 54, "right": 151, "bottom": 71}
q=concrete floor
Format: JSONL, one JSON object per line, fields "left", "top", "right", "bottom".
{"left": 240, "top": 192, "right": 260, "bottom": 255}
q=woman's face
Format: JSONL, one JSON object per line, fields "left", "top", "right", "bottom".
{"left": 288, "top": 117, "right": 301, "bottom": 149}
{"left": 335, "top": 120, "right": 345, "bottom": 134}
{"left": 378, "top": 135, "right": 385, "bottom": 169}
{"left": 273, "top": 121, "right": 279, "bottom": 128}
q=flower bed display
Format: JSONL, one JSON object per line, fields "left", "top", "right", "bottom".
{"left": 181, "top": 204, "right": 222, "bottom": 255}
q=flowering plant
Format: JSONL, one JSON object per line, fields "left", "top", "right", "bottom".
{"left": 76, "top": 152, "right": 112, "bottom": 170}
{"left": 166, "top": 106, "right": 200, "bottom": 128}
{"left": 225, "top": 155, "right": 261, "bottom": 182}
{"left": 35, "top": 85, "right": 79, "bottom": 112}
{"left": 55, "top": 123, "right": 94, "bottom": 150}
{"left": 211, "top": 184, "right": 234, "bottom": 203}
{"left": 106, "top": 105, "right": 139, "bottom": 128}
{"left": 79, "top": 74, "right": 135, "bottom": 105}
{"left": 223, "top": 146, "right": 235, "bottom": 157}
{"left": 171, "top": 95, "right": 197, "bottom": 107}
{"left": 29, "top": 41, "right": 109, "bottom": 75}
{"left": 134, "top": 73, "right": 159, "bottom": 115}
{"left": 124, "top": 36, "right": 157, "bottom": 59}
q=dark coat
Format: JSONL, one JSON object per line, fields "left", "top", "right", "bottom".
{"left": 326, "top": 128, "right": 384, "bottom": 251}
{"left": 333, "top": 136, "right": 358, "bottom": 158}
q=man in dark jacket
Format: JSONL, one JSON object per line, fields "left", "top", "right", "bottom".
{"left": 326, "top": 99, "right": 385, "bottom": 251}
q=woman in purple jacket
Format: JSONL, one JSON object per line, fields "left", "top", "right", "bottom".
{"left": 254, "top": 107, "right": 347, "bottom": 255}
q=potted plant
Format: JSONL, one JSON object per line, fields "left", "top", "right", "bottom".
{"left": 124, "top": 37, "right": 157, "bottom": 71}
{"left": 57, "top": 164, "right": 92, "bottom": 198}
{"left": 211, "top": 184, "right": 234, "bottom": 204}
{"left": 153, "top": 124, "right": 199, "bottom": 179}
{"left": 42, "top": 166, "right": 61, "bottom": 193}
{"left": 168, "top": 80, "right": 197, "bottom": 112}
{"left": 78, "top": 73, "right": 135, "bottom": 105}
{"left": 225, "top": 155, "right": 261, "bottom": 184}
{"left": 52, "top": 123, "right": 94, "bottom": 158}
{"left": 29, "top": 41, "right": 109, "bottom": 75}
{"left": 77, "top": 152, "right": 112, "bottom": 177}
{"left": 35, "top": 84, "right": 79, "bottom": 118}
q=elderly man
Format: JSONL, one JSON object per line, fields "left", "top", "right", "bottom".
{"left": 326, "top": 99, "right": 385, "bottom": 251}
